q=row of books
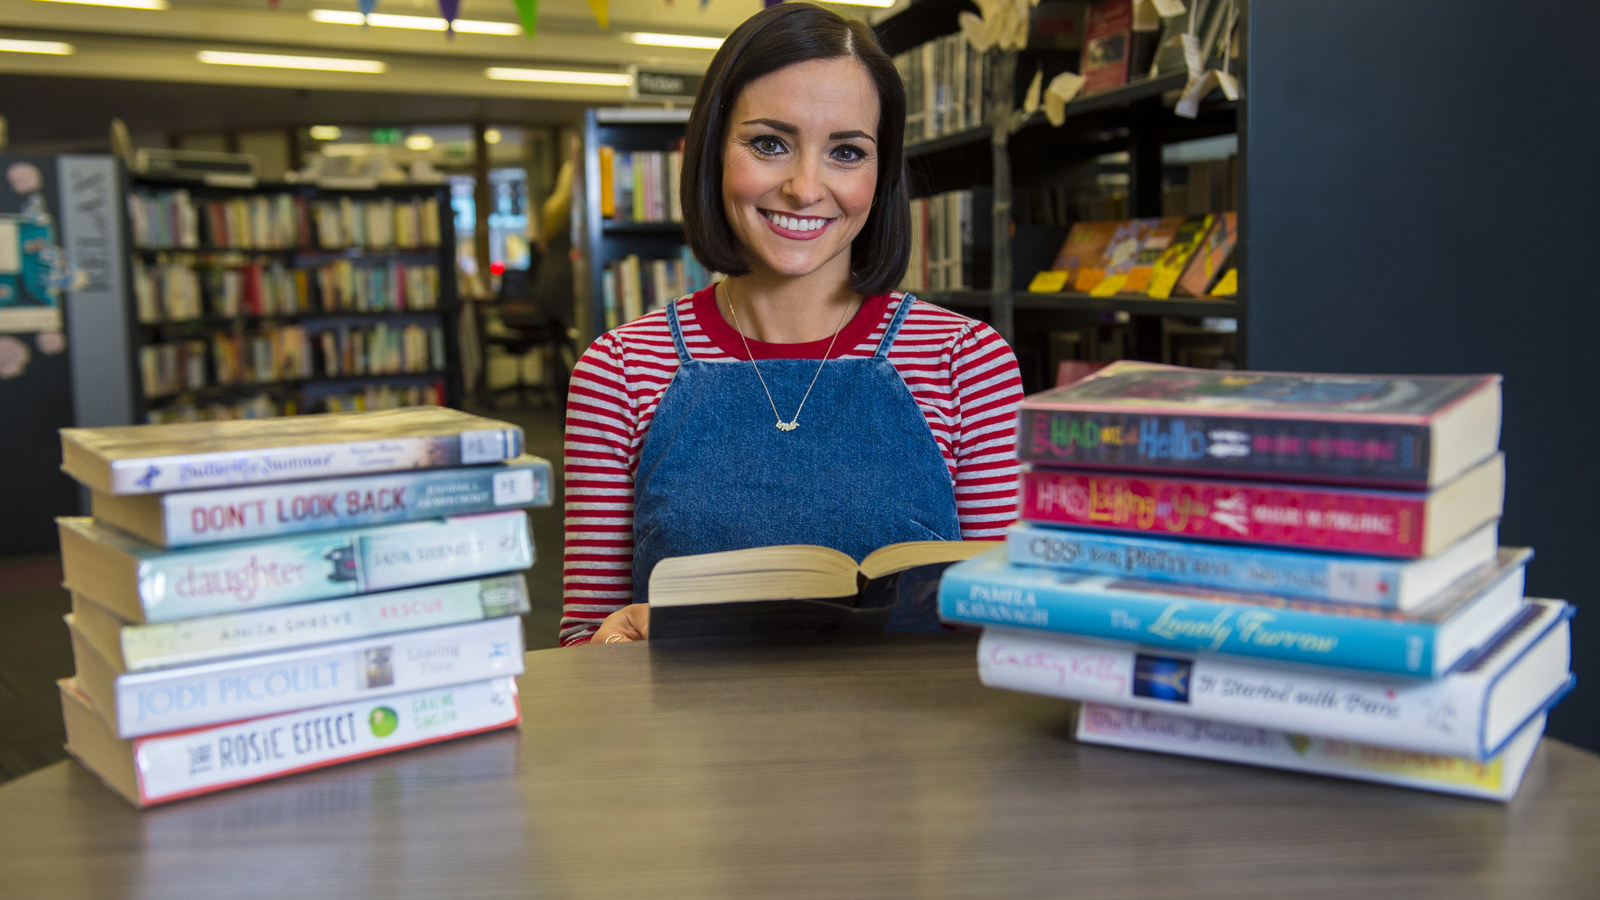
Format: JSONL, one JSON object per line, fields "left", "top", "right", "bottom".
{"left": 143, "top": 381, "right": 447, "bottom": 425}
{"left": 596, "top": 143, "right": 684, "bottom": 224}
{"left": 139, "top": 322, "right": 446, "bottom": 398}
{"left": 129, "top": 188, "right": 444, "bottom": 251}
{"left": 903, "top": 188, "right": 990, "bottom": 294}
{"left": 133, "top": 257, "right": 442, "bottom": 322}
{"left": 56, "top": 407, "right": 552, "bottom": 806}
{"left": 1083, "top": 0, "right": 1239, "bottom": 96}
{"left": 600, "top": 246, "right": 714, "bottom": 329}
{"left": 936, "top": 361, "right": 1570, "bottom": 800}
{"left": 1040, "top": 212, "right": 1238, "bottom": 298}
{"left": 897, "top": 29, "right": 989, "bottom": 144}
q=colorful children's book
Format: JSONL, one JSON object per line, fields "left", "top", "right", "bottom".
{"left": 1075, "top": 704, "right": 1547, "bottom": 802}
{"left": 1081, "top": 0, "right": 1134, "bottom": 95}
{"left": 60, "top": 407, "right": 525, "bottom": 496}
{"left": 1146, "top": 215, "right": 1215, "bottom": 298}
{"left": 978, "top": 597, "right": 1574, "bottom": 759}
{"left": 90, "top": 454, "right": 553, "bottom": 548}
{"left": 1004, "top": 520, "right": 1500, "bottom": 608}
{"left": 937, "top": 546, "right": 1529, "bottom": 677}
{"left": 1050, "top": 220, "right": 1120, "bottom": 291}
{"left": 1174, "top": 211, "right": 1236, "bottom": 297}
{"left": 1016, "top": 360, "right": 1503, "bottom": 489}
{"left": 1019, "top": 454, "right": 1504, "bottom": 558}
{"left": 1120, "top": 217, "right": 1185, "bottom": 293}
{"left": 61, "top": 676, "right": 521, "bottom": 807}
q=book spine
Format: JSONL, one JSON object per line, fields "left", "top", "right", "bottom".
{"left": 937, "top": 557, "right": 1447, "bottom": 675}
{"left": 114, "top": 616, "right": 524, "bottom": 737}
{"left": 106, "top": 428, "right": 525, "bottom": 494}
{"left": 132, "top": 677, "right": 520, "bottom": 805}
{"left": 1074, "top": 703, "right": 1535, "bottom": 801}
{"left": 154, "top": 457, "right": 552, "bottom": 547}
{"left": 136, "top": 510, "right": 534, "bottom": 621}
{"left": 1020, "top": 468, "right": 1428, "bottom": 557}
{"left": 121, "top": 574, "right": 531, "bottom": 672}
{"left": 1016, "top": 408, "right": 1432, "bottom": 487}
{"left": 1005, "top": 523, "right": 1410, "bottom": 606}
{"left": 978, "top": 629, "right": 1492, "bottom": 757}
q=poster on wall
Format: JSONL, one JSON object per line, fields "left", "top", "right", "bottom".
{"left": 0, "top": 159, "right": 72, "bottom": 334}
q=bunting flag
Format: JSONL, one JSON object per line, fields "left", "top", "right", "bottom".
{"left": 764, "top": 0, "right": 783, "bottom": 6}
{"left": 358, "top": 0, "right": 377, "bottom": 20}
{"left": 511, "top": 0, "right": 537, "bottom": 39}
{"left": 585, "top": 0, "right": 608, "bottom": 29}
{"left": 437, "top": 0, "right": 460, "bottom": 34}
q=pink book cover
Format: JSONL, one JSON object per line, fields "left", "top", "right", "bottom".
{"left": 1020, "top": 467, "right": 1435, "bottom": 556}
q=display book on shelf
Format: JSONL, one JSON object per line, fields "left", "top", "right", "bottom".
{"left": 124, "top": 172, "right": 459, "bottom": 424}
{"left": 54, "top": 407, "right": 552, "bottom": 807}
{"left": 937, "top": 362, "right": 1575, "bottom": 800}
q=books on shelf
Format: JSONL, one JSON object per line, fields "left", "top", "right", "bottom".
{"left": 60, "top": 676, "right": 521, "bottom": 808}
{"left": 594, "top": 142, "right": 684, "bottom": 224}
{"left": 904, "top": 188, "right": 991, "bottom": 294}
{"left": 896, "top": 30, "right": 988, "bottom": 144}
{"left": 61, "top": 406, "right": 525, "bottom": 495}
{"left": 978, "top": 597, "right": 1573, "bottom": 759}
{"left": 649, "top": 540, "right": 997, "bottom": 640}
{"left": 1081, "top": 0, "right": 1134, "bottom": 95}
{"left": 1017, "top": 360, "right": 1504, "bottom": 489}
{"left": 1050, "top": 221, "right": 1120, "bottom": 292}
{"left": 1174, "top": 211, "right": 1237, "bottom": 297}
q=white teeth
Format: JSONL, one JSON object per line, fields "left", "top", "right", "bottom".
{"left": 769, "top": 212, "right": 827, "bottom": 232}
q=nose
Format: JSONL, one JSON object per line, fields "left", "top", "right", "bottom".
{"left": 782, "top": 157, "right": 825, "bottom": 207}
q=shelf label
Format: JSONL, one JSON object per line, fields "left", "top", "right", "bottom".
{"left": 1029, "top": 270, "right": 1070, "bottom": 293}
{"left": 1089, "top": 274, "right": 1129, "bottom": 297}
{"left": 629, "top": 68, "right": 704, "bottom": 101}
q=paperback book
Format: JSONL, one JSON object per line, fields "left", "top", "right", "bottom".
{"left": 1019, "top": 454, "right": 1504, "bottom": 558}
{"left": 1016, "top": 360, "right": 1503, "bottom": 488}
{"left": 61, "top": 675, "right": 521, "bottom": 807}
{"left": 57, "top": 510, "right": 535, "bottom": 623}
{"left": 1075, "top": 703, "right": 1547, "bottom": 801}
{"left": 61, "top": 406, "right": 525, "bottom": 495}
{"left": 71, "top": 574, "right": 531, "bottom": 672}
{"left": 69, "top": 614, "right": 525, "bottom": 738}
{"left": 91, "top": 454, "right": 553, "bottom": 548}
{"left": 1005, "top": 521, "right": 1499, "bottom": 609}
{"left": 937, "top": 546, "right": 1530, "bottom": 677}
{"left": 978, "top": 597, "right": 1573, "bottom": 759}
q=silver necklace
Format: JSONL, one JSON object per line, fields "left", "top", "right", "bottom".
{"left": 722, "top": 280, "right": 857, "bottom": 433}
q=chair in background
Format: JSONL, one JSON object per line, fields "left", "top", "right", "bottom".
{"left": 480, "top": 253, "right": 577, "bottom": 412}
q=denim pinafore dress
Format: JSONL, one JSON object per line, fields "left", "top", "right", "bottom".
{"left": 631, "top": 294, "right": 962, "bottom": 610}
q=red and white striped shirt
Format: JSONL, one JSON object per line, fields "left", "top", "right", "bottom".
{"left": 560, "top": 286, "right": 1023, "bottom": 646}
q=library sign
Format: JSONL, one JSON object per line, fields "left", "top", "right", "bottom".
{"left": 629, "top": 67, "right": 704, "bottom": 101}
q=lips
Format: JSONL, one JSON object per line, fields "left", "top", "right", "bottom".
{"left": 762, "top": 209, "right": 832, "bottom": 237}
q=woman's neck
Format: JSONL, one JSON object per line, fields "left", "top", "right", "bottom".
{"left": 719, "top": 274, "right": 861, "bottom": 344}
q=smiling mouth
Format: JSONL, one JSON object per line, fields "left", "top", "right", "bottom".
{"left": 762, "top": 210, "right": 832, "bottom": 233}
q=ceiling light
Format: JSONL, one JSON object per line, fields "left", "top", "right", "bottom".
{"left": 0, "top": 38, "right": 74, "bottom": 54}
{"left": 485, "top": 67, "right": 632, "bottom": 87}
{"left": 308, "top": 125, "right": 342, "bottom": 141}
{"left": 404, "top": 134, "right": 434, "bottom": 151}
{"left": 197, "top": 50, "right": 386, "bottom": 74}
{"left": 622, "top": 32, "right": 724, "bottom": 51}
{"left": 484, "top": 129, "right": 502, "bottom": 145}
{"left": 31, "top": 0, "right": 167, "bottom": 9}
{"left": 309, "top": 9, "right": 522, "bottom": 36}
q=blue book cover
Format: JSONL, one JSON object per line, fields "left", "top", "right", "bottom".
{"left": 92, "top": 454, "right": 552, "bottom": 548}
{"left": 938, "top": 546, "right": 1529, "bottom": 676}
{"left": 1005, "top": 521, "right": 1500, "bottom": 609}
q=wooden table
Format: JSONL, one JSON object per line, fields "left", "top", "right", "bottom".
{"left": 2, "top": 635, "right": 1598, "bottom": 898}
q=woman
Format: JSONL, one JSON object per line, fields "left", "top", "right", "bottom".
{"left": 561, "top": 2, "right": 1023, "bottom": 645}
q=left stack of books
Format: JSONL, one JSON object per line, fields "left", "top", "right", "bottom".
{"left": 939, "top": 362, "right": 1576, "bottom": 800}
{"left": 53, "top": 407, "right": 553, "bottom": 807}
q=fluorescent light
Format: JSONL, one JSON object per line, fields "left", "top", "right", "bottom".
{"left": 197, "top": 50, "right": 386, "bottom": 74}
{"left": 623, "top": 32, "right": 724, "bottom": 51}
{"left": 0, "top": 38, "right": 74, "bottom": 54}
{"left": 309, "top": 9, "right": 522, "bottom": 36}
{"left": 486, "top": 67, "right": 632, "bottom": 86}
{"left": 484, "top": 129, "right": 502, "bottom": 145}
{"left": 308, "top": 125, "right": 342, "bottom": 141}
{"left": 404, "top": 134, "right": 434, "bottom": 151}
{"left": 31, "top": 0, "right": 167, "bottom": 9}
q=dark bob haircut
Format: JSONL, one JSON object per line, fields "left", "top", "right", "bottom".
{"left": 679, "top": 2, "right": 910, "bottom": 296}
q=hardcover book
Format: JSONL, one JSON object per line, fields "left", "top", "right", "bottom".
{"left": 1081, "top": 0, "right": 1134, "bottom": 95}
{"left": 1049, "top": 220, "right": 1120, "bottom": 291}
{"left": 57, "top": 511, "right": 534, "bottom": 623}
{"left": 648, "top": 540, "right": 998, "bottom": 640}
{"left": 978, "top": 597, "right": 1574, "bottom": 759}
{"left": 70, "top": 614, "right": 525, "bottom": 738}
{"left": 1019, "top": 454, "right": 1504, "bottom": 558}
{"left": 937, "top": 546, "right": 1529, "bottom": 676}
{"left": 1075, "top": 703, "right": 1547, "bottom": 802}
{"left": 71, "top": 574, "right": 531, "bottom": 673}
{"left": 90, "top": 454, "right": 553, "bottom": 548}
{"left": 61, "top": 407, "right": 525, "bottom": 496}
{"left": 1174, "top": 211, "right": 1237, "bottom": 297}
{"left": 1005, "top": 521, "right": 1500, "bottom": 609}
{"left": 61, "top": 676, "right": 521, "bottom": 807}
{"left": 1017, "top": 361, "right": 1503, "bottom": 488}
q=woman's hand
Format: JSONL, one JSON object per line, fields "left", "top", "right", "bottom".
{"left": 592, "top": 604, "right": 650, "bottom": 644}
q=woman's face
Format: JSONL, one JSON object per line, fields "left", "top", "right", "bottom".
{"left": 721, "top": 56, "right": 881, "bottom": 287}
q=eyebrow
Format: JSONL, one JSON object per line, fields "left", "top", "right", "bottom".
{"left": 738, "top": 118, "right": 877, "bottom": 144}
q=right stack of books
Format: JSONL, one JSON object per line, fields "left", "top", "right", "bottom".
{"left": 54, "top": 407, "right": 553, "bottom": 807}
{"left": 939, "top": 361, "right": 1576, "bottom": 800}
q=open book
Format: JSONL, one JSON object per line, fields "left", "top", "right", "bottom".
{"left": 647, "top": 540, "right": 998, "bottom": 641}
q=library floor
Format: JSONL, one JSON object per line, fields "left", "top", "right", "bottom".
{"left": 0, "top": 400, "right": 568, "bottom": 786}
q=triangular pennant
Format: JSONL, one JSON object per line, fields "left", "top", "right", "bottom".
{"left": 358, "top": 0, "right": 377, "bottom": 20}
{"left": 586, "top": 0, "right": 608, "bottom": 29}
{"left": 511, "top": 0, "right": 537, "bottom": 39}
{"left": 438, "top": 0, "right": 460, "bottom": 35}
